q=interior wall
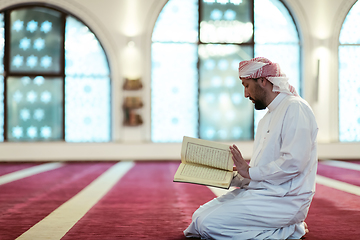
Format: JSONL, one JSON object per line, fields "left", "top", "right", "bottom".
{"left": 0, "top": 0, "right": 359, "bottom": 161}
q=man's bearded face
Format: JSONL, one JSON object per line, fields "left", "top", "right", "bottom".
{"left": 241, "top": 78, "right": 268, "bottom": 110}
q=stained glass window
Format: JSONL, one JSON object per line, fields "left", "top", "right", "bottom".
{"left": 339, "top": 1, "right": 360, "bottom": 142}
{"left": 199, "top": 1, "right": 255, "bottom": 141}
{"left": 0, "top": 13, "right": 4, "bottom": 142}
{"left": 199, "top": 44, "right": 253, "bottom": 140}
{"left": 64, "top": 17, "right": 111, "bottom": 142}
{"left": 7, "top": 76, "right": 62, "bottom": 141}
{"left": 151, "top": 0, "right": 199, "bottom": 142}
{"left": 151, "top": 43, "right": 198, "bottom": 142}
{"left": 65, "top": 77, "right": 110, "bottom": 142}
{"left": 152, "top": 0, "right": 300, "bottom": 142}
{"left": 254, "top": 0, "right": 300, "bottom": 132}
{"left": 0, "top": 6, "right": 111, "bottom": 142}
{"left": 200, "top": 0, "right": 252, "bottom": 43}
{"left": 152, "top": 0, "right": 198, "bottom": 43}
{"left": 65, "top": 17, "right": 110, "bottom": 76}
{"left": 10, "top": 7, "right": 62, "bottom": 73}
{"left": 0, "top": 13, "right": 4, "bottom": 74}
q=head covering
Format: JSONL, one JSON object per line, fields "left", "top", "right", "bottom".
{"left": 238, "top": 57, "right": 299, "bottom": 96}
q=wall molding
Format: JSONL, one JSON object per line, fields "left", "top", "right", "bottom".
{"left": 0, "top": 141, "right": 358, "bottom": 161}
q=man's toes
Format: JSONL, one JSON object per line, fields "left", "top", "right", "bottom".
{"left": 304, "top": 222, "right": 309, "bottom": 233}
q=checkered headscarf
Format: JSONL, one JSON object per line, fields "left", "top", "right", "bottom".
{"left": 238, "top": 57, "right": 298, "bottom": 96}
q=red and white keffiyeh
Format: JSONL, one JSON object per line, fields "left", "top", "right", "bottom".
{"left": 238, "top": 57, "right": 299, "bottom": 96}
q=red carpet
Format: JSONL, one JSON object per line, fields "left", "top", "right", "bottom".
{"left": 63, "top": 161, "right": 215, "bottom": 240}
{"left": 317, "top": 160, "right": 360, "bottom": 186}
{"left": 0, "top": 161, "right": 359, "bottom": 239}
{"left": 0, "top": 162, "right": 41, "bottom": 176}
{"left": 0, "top": 162, "right": 115, "bottom": 240}
{"left": 305, "top": 184, "right": 360, "bottom": 240}
{"left": 301, "top": 160, "right": 360, "bottom": 239}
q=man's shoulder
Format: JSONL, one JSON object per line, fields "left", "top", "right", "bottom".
{"left": 284, "top": 95, "right": 312, "bottom": 109}
{"left": 282, "top": 96, "right": 316, "bottom": 121}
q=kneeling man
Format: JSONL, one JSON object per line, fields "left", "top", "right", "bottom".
{"left": 184, "top": 57, "right": 318, "bottom": 240}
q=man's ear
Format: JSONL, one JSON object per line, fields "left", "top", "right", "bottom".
{"left": 259, "top": 77, "right": 267, "bottom": 87}
{"left": 261, "top": 77, "right": 274, "bottom": 91}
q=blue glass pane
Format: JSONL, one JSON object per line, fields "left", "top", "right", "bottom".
{"left": 0, "top": 13, "right": 4, "bottom": 141}
{"left": 7, "top": 76, "right": 63, "bottom": 141}
{"left": 254, "top": 44, "right": 301, "bottom": 93}
{"left": 254, "top": 43, "right": 300, "bottom": 134}
{"left": 0, "top": 13, "right": 4, "bottom": 74}
{"left": 65, "top": 16, "right": 110, "bottom": 76}
{"left": 152, "top": 0, "right": 198, "bottom": 43}
{"left": 10, "top": 7, "right": 62, "bottom": 73}
{"left": 199, "top": 44, "right": 253, "bottom": 140}
{"left": 254, "top": 0, "right": 299, "bottom": 44}
{"left": 65, "top": 76, "right": 110, "bottom": 142}
{"left": 151, "top": 43, "right": 198, "bottom": 142}
{"left": 0, "top": 76, "right": 3, "bottom": 142}
{"left": 339, "top": 1, "right": 360, "bottom": 44}
{"left": 151, "top": 0, "right": 301, "bottom": 142}
{"left": 200, "top": 0, "right": 253, "bottom": 43}
{"left": 338, "top": 46, "right": 360, "bottom": 142}
{"left": 64, "top": 16, "right": 111, "bottom": 142}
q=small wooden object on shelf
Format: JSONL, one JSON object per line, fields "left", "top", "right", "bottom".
{"left": 123, "top": 78, "right": 143, "bottom": 90}
{"left": 123, "top": 96, "right": 143, "bottom": 126}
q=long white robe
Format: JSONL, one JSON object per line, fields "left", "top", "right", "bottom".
{"left": 184, "top": 93, "right": 318, "bottom": 239}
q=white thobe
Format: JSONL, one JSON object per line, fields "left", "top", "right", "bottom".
{"left": 184, "top": 93, "right": 318, "bottom": 239}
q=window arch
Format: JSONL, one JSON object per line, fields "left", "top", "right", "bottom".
{"left": 0, "top": 5, "right": 111, "bottom": 142}
{"left": 339, "top": 0, "right": 360, "bottom": 142}
{"left": 151, "top": 0, "right": 301, "bottom": 143}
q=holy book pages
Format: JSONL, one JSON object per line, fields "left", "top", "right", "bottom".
{"left": 173, "top": 136, "right": 234, "bottom": 189}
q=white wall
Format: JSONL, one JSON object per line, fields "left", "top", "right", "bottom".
{"left": 0, "top": 0, "right": 359, "bottom": 161}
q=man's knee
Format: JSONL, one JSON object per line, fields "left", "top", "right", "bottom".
{"left": 195, "top": 213, "right": 219, "bottom": 238}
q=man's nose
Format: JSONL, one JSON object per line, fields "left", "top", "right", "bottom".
{"left": 244, "top": 89, "right": 249, "bottom": 98}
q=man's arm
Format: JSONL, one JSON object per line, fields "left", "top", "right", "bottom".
{"left": 249, "top": 103, "right": 317, "bottom": 185}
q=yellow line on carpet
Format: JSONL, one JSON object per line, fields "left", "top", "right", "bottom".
{"left": 0, "top": 162, "right": 64, "bottom": 186}
{"left": 316, "top": 175, "right": 360, "bottom": 196}
{"left": 209, "top": 175, "right": 360, "bottom": 197}
{"left": 16, "top": 161, "right": 135, "bottom": 240}
{"left": 320, "top": 159, "right": 360, "bottom": 171}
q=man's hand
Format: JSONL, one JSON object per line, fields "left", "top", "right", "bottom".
{"left": 229, "top": 144, "right": 250, "bottom": 179}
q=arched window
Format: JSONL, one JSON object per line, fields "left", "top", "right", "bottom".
{"left": 0, "top": 5, "right": 111, "bottom": 142}
{"left": 151, "top": 0, "right": 300, "bottom": 143}
{"left": 339, "top": 1, "right": 360, "bottom": 142}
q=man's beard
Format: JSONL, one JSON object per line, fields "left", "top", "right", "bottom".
{"left": 252, "top": 98, "right": 267, "bottom": 110}
{"left": 251, "top": 84, "right": 267, "bottom": 110}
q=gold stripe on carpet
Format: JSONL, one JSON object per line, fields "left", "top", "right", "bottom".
{"left": 16, "top": 161, "right": 135, "bottom": 240}
{"left": 0, "top": 162, "right": 64, "bottom": 186}
{"left": 209, "top": 160, "right": 360, "bottom": 197}
{"left": 316, "top": 175, "right": 360, "bottom": 196}
{"left": 320, "top": 160, "right": 360, "bottom": 171}
{"left": 209, "top": 175, "right": 360, "bottom": 198}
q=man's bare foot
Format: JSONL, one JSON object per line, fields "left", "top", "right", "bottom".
{"left": 304, "top": 222, "right": 309, "bottom": 234}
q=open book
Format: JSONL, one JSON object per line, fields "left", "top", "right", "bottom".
{"left": 173, "top": 136, "right": 234, "bottom": 189}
